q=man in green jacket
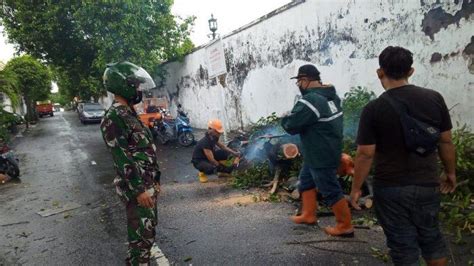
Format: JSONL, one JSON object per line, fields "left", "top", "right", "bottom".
{"left": 282, "top": 64, "right": 353, "bottom": 237}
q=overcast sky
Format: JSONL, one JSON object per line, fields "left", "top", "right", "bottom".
{"left": 1, "top": 1, "right": 290, "bottom": 63}
{"left": 171, "top": 0, "right": 290, "bottom": 46}
{"left": 0, "top": 26, "right": 16, "bottom": 64}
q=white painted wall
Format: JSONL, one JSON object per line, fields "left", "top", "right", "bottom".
{"left": 157, "top": 0, "right": 474, "bottom": 130}
{"left": 98, "top": 92, "right": 114, "bottom": 110}
{"left": 0, "top": 93, "right": 26, "bottom": 115}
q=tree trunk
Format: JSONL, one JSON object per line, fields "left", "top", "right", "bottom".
{"left": 24, "top": 95, "right": 29, "bottom": 129}
{"left": 279, "top": 143, "right": 299, "bottom": 159}
{"left": 24, "top": 95, "right": 36, "bottom": 129}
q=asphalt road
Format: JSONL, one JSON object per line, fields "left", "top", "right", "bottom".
{"left": 0, "top": 111, "right": 471, "bottom": 265}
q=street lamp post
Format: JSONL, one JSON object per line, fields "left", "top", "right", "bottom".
{"left": 208, "top": 14, "right": 218, "bottom": 40}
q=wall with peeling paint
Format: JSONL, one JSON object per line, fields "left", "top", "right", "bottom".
{"left": 155, "top": 0, "right": 474, "bottom": 131}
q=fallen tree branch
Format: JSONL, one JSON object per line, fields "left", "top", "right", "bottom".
{"left": 286, "top": 239, "right": 368, "bottom": 245}
{"left": 1, "top": 221, "right": 30, "bottom": 227}
{"left": 185, "top": 240, "right": 197, "bottom": 245}
{"left": 344, "top": 195, "right": 373, "bottom": 209}
{"left": 304, "top": 244, "right": 372, "bottom": 257}
{"left": 270, "top": 167, "right": 281, "bottom": 195}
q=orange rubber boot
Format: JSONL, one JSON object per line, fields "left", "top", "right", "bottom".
{"left": 291, "top": 189, "right": 317, "bottom": 225}
{"left": 324, "top": 198, "right": 354, "bottom": 237}
{"left": 426, "top": 258, "right": 448, "bottom": 266}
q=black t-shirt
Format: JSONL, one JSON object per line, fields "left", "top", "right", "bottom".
{"left": 356, "top": 85, "right": 452, "bottom": 187}
{"left": 192, "top": 133, "right": 218, "bottom": 161}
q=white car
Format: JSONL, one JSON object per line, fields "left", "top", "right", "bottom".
{"left": 79, "top": 103, "right": 105, "bottom": 124}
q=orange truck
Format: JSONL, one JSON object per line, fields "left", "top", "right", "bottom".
{"left": 36, "top": 101, "right": 54, "bottom": 118}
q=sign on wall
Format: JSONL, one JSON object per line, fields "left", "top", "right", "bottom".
{"left": 206, "top": 39, "right": 227, "bottom": 79}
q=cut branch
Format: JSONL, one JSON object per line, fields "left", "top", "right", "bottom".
{"left": 270, "top": 167, "right": 281, "bottom": 195}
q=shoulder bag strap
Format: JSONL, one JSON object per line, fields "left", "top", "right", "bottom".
{"left": 380, "top": 92, "right": 407, "bottom": 116}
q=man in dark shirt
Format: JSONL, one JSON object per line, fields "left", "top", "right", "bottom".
{"left": 192, "top": 119, "right": 240, "bottom": 183}
{"left": 350, "top": 46, "right": 456, "bottom": 266}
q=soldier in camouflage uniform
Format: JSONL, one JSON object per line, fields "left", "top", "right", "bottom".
{"left": 100, "top": 61, "right": 161, "bottom": 266}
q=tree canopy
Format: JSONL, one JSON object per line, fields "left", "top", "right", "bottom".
{"left": 3, "top": 55, "right": 52, "bottom": 122}
{"left": 0, "top": 0, "right": 195, "bottom": 101}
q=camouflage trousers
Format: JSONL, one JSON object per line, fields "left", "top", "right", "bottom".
{"left": 125, "top": 187, "right": 158, "bottom": 266}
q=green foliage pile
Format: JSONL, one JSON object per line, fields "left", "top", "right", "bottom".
{"left": 251, "top": 112, "right": 282, "bottom": 131}
{"left": 342, "top": 86, "right": 376, "bottom": 156}
{"left": 451, "top": 124, "right": 474, "bottom": 191}
{"left": 439, "top": 124, "right": 474, "bottom": 242}
{"left": 342, "top": 86, "right": 376, "bottom": 139}
{"left": 233, "top": 112, "right": 302, "bottom": 189}
{"left": 0, "top": 1, "right": 195, "bottom": 101}
{"left": 232, "top": 163, "right": 271, "bottom": 189}
{"left": 233, "top": 113, "right": 281, "bottom": 189}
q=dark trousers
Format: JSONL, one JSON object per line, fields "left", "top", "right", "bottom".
{"left": 192, "top": 150, "right": 230, "bottom": 174}
{"left": 374, "top": 185, "right": 447, "bottom": 266}
{"left": 298, "top": 163, "right": 344, "bottom": 207}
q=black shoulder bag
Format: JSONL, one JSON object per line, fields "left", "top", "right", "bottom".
{"left": 381, "top": 93, "right": 440, "bottom": 157}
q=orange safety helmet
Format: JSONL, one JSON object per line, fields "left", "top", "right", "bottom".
{"left": 208, "top": 119, "right": 225, "bottom": 133}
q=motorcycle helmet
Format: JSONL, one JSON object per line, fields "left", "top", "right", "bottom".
{"left": 103, "top": 61, "right": 156, "bottom": 104}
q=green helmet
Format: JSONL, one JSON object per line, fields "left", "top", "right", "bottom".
{"left": 103, "top": 61, "right": 156, "bottom": 102}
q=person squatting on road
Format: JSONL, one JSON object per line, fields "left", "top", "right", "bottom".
{"left": 350, "top": 46, "right": 456, "bottom": 266}
{"left": 191, "top": 119, "right": 240, "bottom": 183}
{"left": 282, "top": 64, "right": 354, "bottom": 237}
{"left": 100, "top": 61, "right": 161, "bottom": 266}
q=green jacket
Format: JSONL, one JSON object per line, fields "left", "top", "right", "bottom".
{"left": 281, "top": 86, "right": 343, "bottom": 168}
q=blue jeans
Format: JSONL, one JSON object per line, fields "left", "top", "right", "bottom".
{"left": 374, "top": 185, "right": 447, "bottom": 266}
{"left": 298, "top": 163, "right": 344, "bottom": 207}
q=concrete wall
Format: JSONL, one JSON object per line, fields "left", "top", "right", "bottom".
{"left": 155, "top": 0, "right": 474, "bottom": 130}
{"left": 98, "top": 92, "right": 114, "bottom": 110}
{"left": 0, "top": 94, "right": 15, "bottom": 113}
{"left": 0, "top": 93, "right": 26, "bottom": 115}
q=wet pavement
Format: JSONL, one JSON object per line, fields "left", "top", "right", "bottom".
{"left": 0, "top": 111, "right": 471, "bottom": 265}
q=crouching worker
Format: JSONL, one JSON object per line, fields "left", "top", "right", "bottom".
{"left": 192, "top": 119, "right": 240, "bottom": 183}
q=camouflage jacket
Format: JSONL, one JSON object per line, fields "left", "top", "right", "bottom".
{"left": 100, "top": 102, "right": 160, "bottom": 202}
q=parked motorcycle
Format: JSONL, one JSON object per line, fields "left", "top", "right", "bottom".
{"left": 177, "top": 104, "right": 190, "bottom": 124}
{"left": 152, "top": 109, "right": 195, "bottom": 147}
{"left": 0, "top": 141, "right": 20, "bottom": 179}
